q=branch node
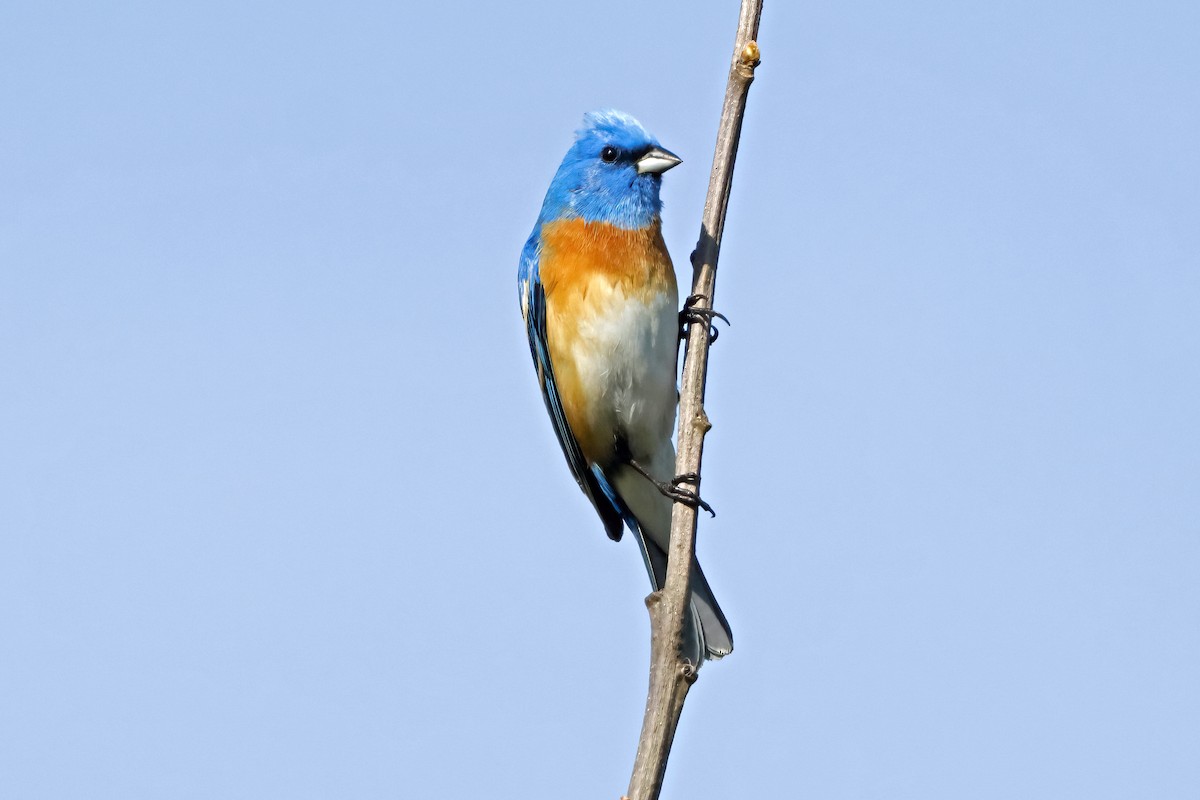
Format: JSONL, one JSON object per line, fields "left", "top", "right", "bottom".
{"left": 740, "top": 40, "right": 761, "bottom": 68}
{"left": 736, "top": 41, "right": 761, "bottom": 81}
{"left": 644, "top": 590, "right": 664, "bottom": 614}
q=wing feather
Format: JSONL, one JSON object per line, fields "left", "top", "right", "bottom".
{"left": 519, "top": 230, "right": 626, "bottom": 541}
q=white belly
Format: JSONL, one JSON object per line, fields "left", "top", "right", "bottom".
{"left": 570, "top": 283, "right": 678, "bottom": 461}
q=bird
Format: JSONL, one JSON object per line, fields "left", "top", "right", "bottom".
{"left": 517, "top": 109, "right": 733, "bottom": 664}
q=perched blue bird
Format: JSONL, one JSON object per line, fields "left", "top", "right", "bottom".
{"left": 518, "top": 110, "right": 733, "bottom": 663}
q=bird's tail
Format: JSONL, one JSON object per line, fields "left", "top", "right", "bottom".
{"left": 632, "top": 529, "right": 733, "bottom": 662}
{"left": 608, "top": 458, "right": 733, "bottom": 663}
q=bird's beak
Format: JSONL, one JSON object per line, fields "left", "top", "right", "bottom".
{"left": 636, "top": 147, "right": 682, "bottom": 175}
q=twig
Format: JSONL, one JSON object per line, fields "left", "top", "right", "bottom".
{"left": 624, "top": 3, "right": 763, "bottom": 799}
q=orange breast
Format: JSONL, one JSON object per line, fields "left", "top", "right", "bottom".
{"left": 537, "top": 218, "right": 676, "bottom": 301}
{"left": 537, "top": 218, "right": 678, "bottom": 465}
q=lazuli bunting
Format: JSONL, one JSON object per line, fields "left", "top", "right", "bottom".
{"left": 518, "top": 110, "right": 732, "bottom": 663}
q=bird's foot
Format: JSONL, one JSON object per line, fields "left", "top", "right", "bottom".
{"left": 628, "top": 462, "right": 716, "bottom": 518}
{"left": 667, "top": 472, "right": 716, "bottom": 517}
{"left": 679, "top": 294, "right": 729, "bottom": 343}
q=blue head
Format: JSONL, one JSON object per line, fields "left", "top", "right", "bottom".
{"left": 537, "top": 110, "right": 682, "bottom": 230}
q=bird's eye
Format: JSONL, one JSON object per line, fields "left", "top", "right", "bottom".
{"left": 600, "top": 146, "right": 619, "bottom": 163}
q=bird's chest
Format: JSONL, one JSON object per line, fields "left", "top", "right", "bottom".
{"left": 538, "top": 219, "right": 679, "bottom": 464}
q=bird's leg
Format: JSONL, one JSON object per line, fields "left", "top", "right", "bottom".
{"left": 679, "top": 293, "right": 729, "bottom": 343}
{"left": 627, "top": 460, "right": 716, "bottom": 518}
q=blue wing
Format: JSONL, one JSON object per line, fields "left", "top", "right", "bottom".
{"left": 519, "top": 227, "right": 627, "bottom": 542}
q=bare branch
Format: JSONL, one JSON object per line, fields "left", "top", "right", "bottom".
{"left": 624, "top": 3, "right": 763, "bottom": 799}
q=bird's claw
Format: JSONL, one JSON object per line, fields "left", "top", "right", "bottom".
{"left": 627, "top": 462, "right": 717, "bottom": 517}
{"left": 679, "top": 294, "right": 729, "bottom": 343}
{"left": 666, "top": 472, "right": 716, "bottom": 517}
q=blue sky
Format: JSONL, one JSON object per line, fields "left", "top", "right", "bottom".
{"left": 2, "top": 1, "right": 1197, "bottom": 797}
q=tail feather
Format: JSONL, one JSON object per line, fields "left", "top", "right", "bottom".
{"left": 688, "top": 558, "right": 733, "bottom": 659}
{"left": 610, "top": 455, "right": 733, "bottom": 663}
{"left": 631, "top": 525, "right": 733, "bottom": 662}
